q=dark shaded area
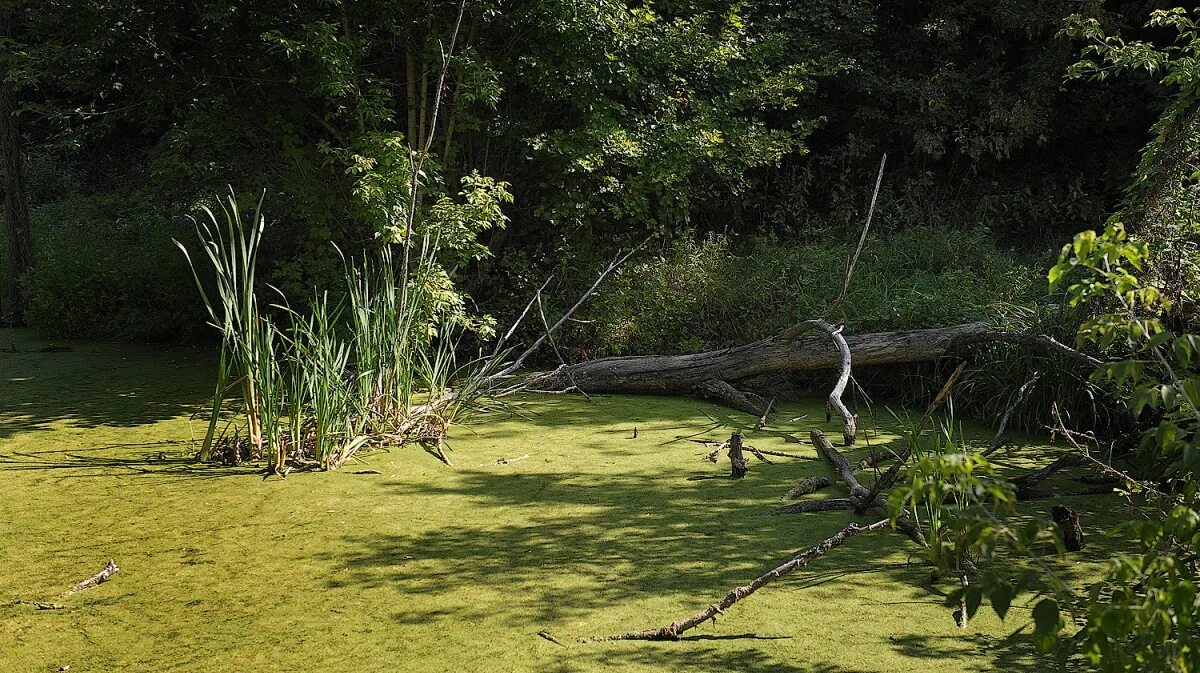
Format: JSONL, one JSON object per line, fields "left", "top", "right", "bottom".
{"left": 0, "top": 328, "right": 210, "bottom": 440}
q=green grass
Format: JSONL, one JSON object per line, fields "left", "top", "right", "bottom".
{"left": 1, "top": 328, "right": 1119, "bottom": 673}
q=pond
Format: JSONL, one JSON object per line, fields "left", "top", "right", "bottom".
{"left": 0, "top": 328, "right": 1115, "bottom": 672}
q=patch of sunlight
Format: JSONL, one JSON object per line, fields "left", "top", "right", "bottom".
{"left": 0, "top": 327, "right": 1117, "bottom": 673}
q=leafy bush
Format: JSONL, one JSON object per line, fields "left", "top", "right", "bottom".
{"left": 22, "top": 194, "right": 205, "bottom": 342}
{"left": 579, "top": 226, "right": 1039, "bottom": 356}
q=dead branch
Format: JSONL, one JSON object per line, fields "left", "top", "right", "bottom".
{"left": 811, "top": 430, "right": 925, "bottom": 545}
{"left": 783, "top": 475, "right": 832, "bottom": 499}
{"left": 70, "top": 560, "right": 119, "bottom": 594}
{"left": 833, "top": 153, "right": 887, "bottom": 311}
{"left": 589, "top": 518, "right": 890, "bottom": 641}
{"left": 751, "top": 447, "right": 817, "bottom": 461}
{"left": 781, "top": 320, "right": 857, "bottom": 445}
{"left": 755, "top": 397, "right": 775, "bottom": 430}
{"left": 855, "top": 362, "right": 967, "bottom": 519}
{"left": 494, "top": 241, "right": 645, "bottom": 379}
{"left": 981, "top": 373, "right": 1040, "bottom": 456}
{"left": 491, "top": 275, "right": 554, "bottom": 358}
{"left": 1011, "top": 454, "right": 1088, "bottom": 497}
{"left": 746, "top": 446, "right": 774, "bottom": 464}
{"left": 771, "top": 498, "right": 856, "bottom": 515}
{"left": 702, "top": 443, "right": 726, "bottom": 462}
{"left": 857, "top": 362, "right": 965, "bottom": 472}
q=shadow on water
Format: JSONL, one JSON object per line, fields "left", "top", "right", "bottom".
{"left": 312, "top": 394, "right": 1122, "bottom": 673}
{"left": 0, "top": 328, "right": 212, "bottom": 441}
{"left": 1, "top": 327, "right": 1121, "bottom": 672}
{"left": 544, "top": 649, "right": 873, "bottom": 673}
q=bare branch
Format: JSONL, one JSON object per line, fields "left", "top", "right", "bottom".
{"left": 494, "top": 240, "right": 646, "bottom": 379}
{"left": 588, "top": 519, "right": 890, "bottom": 642}
{"left": 834, "top": 153, "right": 887, "bottom": 311}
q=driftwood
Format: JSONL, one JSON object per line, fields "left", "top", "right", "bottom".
{"left": 521, "top": 321, "right": 1095, "bottom": 440}
{"left": 809, "top": 431, "right": 926, "bottom": 545}
{"left": 70, "top": 560, "right": 119, "bottom": 594}
{"left": 591, "top": 518, "right": 890, "bottom": 641}
{"left": 783, "top": 475, "right": 832, "bottom": 499}
{"left": 753, "top": 447, "right": 816, "bottom": 461}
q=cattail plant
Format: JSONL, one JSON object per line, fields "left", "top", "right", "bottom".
{"left": 175, "top": 190, "right": 270, "bottom": 463}
{"left": 177, "top": 188, "right": 503, "bottom": 474}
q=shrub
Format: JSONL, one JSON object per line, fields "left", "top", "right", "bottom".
{"left": 23, "top": 194, "right": 205, "bottom": 342}
{"left": 579, "top": 225, "right": 1040, "bottom": 356}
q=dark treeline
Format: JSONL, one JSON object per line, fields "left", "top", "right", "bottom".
{"left": 0, "top": 0, "right": 1173, "bottom": 343}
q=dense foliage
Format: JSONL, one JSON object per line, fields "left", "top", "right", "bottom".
{"left": 887, "top": 8, "right": 1199, "bottom": 671}
{"left": 0, "top": 0, "right": 1172, "bottom": 344}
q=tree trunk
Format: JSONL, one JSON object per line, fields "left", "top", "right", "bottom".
{"left": 1051, "top": 504, "right": 1084, "bottom": 552}
{"left": 727, "top": 431, "right": 748, "bottom": 479}
{"left": 521, "top": 322, "right": 1094, "bottom": 405}
{"left": 0, "top": 7, "right": 32, "bottom": 327}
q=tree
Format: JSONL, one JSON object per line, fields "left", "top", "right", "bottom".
{"left": 0, "top": 3, "right": 31, "bottom": 326}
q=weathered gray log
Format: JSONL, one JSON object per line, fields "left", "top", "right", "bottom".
{"left": 520, "top": 321, "right": 1096, "bottom": 419}
{"left": 772, "top": 498, "right": 855, "bottom": 515}
{"left": 70, "top": 559, "right": 119, "bottom": 594}
{"left": 810, "top": 431, "right": 925, "bottom": 546}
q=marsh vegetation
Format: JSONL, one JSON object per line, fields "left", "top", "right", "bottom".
{"left": 2, "top": 2, "right": 1199, "bottom": 672}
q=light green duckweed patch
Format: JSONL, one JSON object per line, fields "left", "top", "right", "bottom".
{"left": 1, "top": 329, "right": 1116, "bottom": 672}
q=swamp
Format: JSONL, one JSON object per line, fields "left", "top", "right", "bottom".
{"left": 1, "top": 2, "right": 1199, "bottom": 672}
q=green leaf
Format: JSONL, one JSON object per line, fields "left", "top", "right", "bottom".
{"left": 990, "top": 584, "right": 1013, "bottom": 621}
{"left": 965, "top": 585, "right": 983, "bottom": 620}
{"left": 1032, "top": 598, "right": 1059, "bottom": 637}
{"left": 1031, "top": 598, "right": 1061, "bottom": 652}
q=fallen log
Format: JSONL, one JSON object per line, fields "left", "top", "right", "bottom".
{"left": 70, "top": 559, "right": 119, "bottom": 594}
{"left": 519, "top": 321, "right": 1096, "bottom": 431}
{"left": 590, "top": 518, "right": 890, "bottom": 641}
{"left": 771, "top": 498, "right": 855, "bottom": 515}
{"left": 783, "top": 475, "right": 832, "bottom": 499}
{"left": 1011, "top": 454, "right": 1088, "bottom": 498}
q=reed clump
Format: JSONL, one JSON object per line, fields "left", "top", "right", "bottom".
{"left": 177, "top": 190, "right": 500, "bottom": 473}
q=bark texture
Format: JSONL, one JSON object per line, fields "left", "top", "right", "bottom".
{"left": 0, "top": 7, "right": 32, "bottom": 326}
{"left": 521, "top": 321, "right": 1095, "bottom": 428}
{"left": 1052, "top": 505, "right": 1085, "bottom": 552}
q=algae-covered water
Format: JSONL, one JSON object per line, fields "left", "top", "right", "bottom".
{"left": 1, "top": 329, "right": 1114, "bottom": 672}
